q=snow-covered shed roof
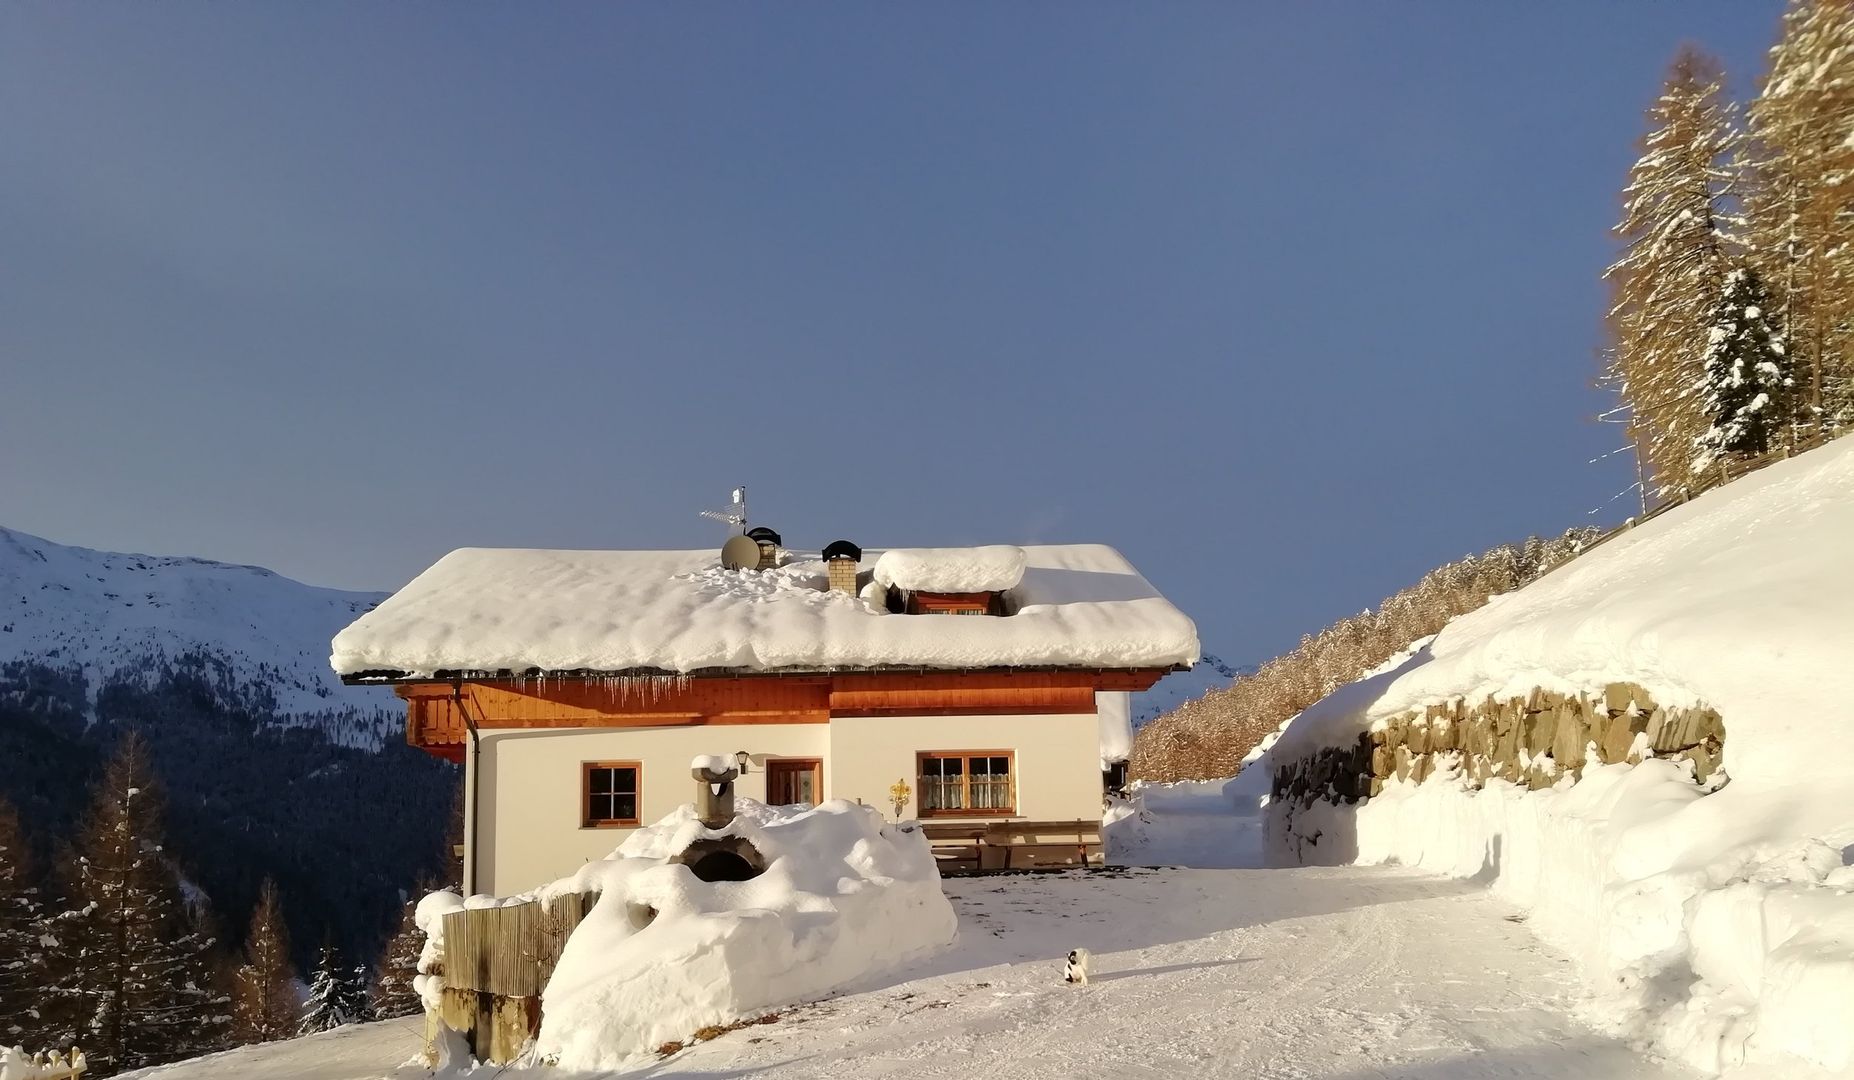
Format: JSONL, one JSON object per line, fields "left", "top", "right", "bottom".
{"left": 331, "top": 543, "right": 1198, "bottom": 680}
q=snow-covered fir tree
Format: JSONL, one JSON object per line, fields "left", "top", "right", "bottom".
{"left": 298, "top": 939, "right": 347, "bottom": 1035}
{"left": 1694, "top": 267, "right": 1794, "bottom": 471}
{"left": 1605, "top": 46, "right": 1741, "bottom": 501}
{"left": 0, "top": 797, "right": 52, "bottom": 1048}
{"left": 230, "top": 879, "right": 297, "bottom": 1044}
{"left": 339, "top": 962, "right": 375, "bottom": 1025}
{"left": 43, "top": 732, "right": 232, "bottom": 1075}
{"left": 368, "top": 888, "right": 429, "bottom": 1019}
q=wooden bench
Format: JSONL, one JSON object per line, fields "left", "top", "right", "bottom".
{"left": 921, "top": 820, "right": 1103, "bottom": 873}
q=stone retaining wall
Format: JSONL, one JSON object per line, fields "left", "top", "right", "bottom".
{"left": 1272, "top": 683, "right": 1725, "bottom": 810}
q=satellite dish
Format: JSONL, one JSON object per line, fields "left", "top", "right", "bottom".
{"left": 721, "top": 534, "right": 760, "bottom": 571}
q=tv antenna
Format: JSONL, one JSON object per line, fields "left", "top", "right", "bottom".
{"left": 699, "top": 486, "right": 749, "bottom": 531}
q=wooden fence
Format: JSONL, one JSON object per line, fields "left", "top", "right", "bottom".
{"left": 428, "top": 892, "right": 599, "bottom": 1064}
{"left": 0, "top": 1048, "right": 86, "bottom": 1079}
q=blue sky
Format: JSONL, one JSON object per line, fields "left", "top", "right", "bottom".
{"left": 0, "top": 3, "right": 1781, "bottom": 665}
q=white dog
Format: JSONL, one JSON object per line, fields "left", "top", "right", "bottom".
{"left": 1063, "top": 948, "right": 1092, "bottom": 986}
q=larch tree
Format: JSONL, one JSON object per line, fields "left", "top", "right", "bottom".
{"left": 44, "top": 731, "right": 231, "bottom": 1075}
{"left": 229, "top": 879, "right": 297, "bottom": 1044}
{"left": 1694, "top": 267, "right": 1795, "bottom": 472}
{"left": 1744, "top": 0, "right": 1854, "bottom": 433}
{"left": 1605, "top": 46, "right": 1741, "bottom": 501}
{"left": 368, "top": 887, "right": 429, "bottom": 1020}
{"left": 0, "top": 797, "right": 52, "bottom": 1049}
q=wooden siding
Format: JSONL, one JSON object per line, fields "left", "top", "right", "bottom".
{"left": 398, "top": 667, "right": 1170, "bottom": 753}
{"left": 828, "top": 672, "right": 1096, "bottom": 717}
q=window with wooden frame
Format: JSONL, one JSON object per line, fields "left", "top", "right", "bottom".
{"left": 916, "top": 751, "right": 1015, "bottom": 816}
{"left": 581, "top": 761, "right": 642, "bottom": 828}
{"left": 907, "top": 591, "right": 998, "bottom": 616}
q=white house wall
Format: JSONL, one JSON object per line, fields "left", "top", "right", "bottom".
{"left": 471, "top": 711, "right": 1106, "bottom": 895}
{"left": 475, "top": 723, "right": 828, "bottom": 895}
{"left": 827, "top": 712, "right": 1105, "bottom": 823}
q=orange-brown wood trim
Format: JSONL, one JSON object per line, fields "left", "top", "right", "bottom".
{"left": 398, "top": 669, "right": 1173, "bottom": 750}
{"left": 834, "top": 702, "right": 1096, "bottom": 718}
{"left": 764, "top": 757, "right": 824, "bottom": 805}
{"left": 829, "top": 684, "right": 1096, "bottom": 716}
{"left": 581, "top": 760, "right": 643, "bottom": 829}
{"left": 916, "top": 750, "right": 1017, "bottom": 818}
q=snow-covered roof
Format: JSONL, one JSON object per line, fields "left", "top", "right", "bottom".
{"left": 330, "top": 543, "right": 1197, "bottom": 679}
{"left": 872, "top": 546, "right": 1027, "bottom": 593}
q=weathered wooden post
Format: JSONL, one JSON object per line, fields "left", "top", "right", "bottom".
{"left": 429, "top": 891, "right": 600, "bottom": 1066}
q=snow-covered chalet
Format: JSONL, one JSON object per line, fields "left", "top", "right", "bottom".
{"left": 331, "top": 536, "right": 1197, "bottom": 894}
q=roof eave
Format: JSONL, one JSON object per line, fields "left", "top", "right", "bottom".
{"left": 337, "top": 662, "right": 1193, "bottom": 687}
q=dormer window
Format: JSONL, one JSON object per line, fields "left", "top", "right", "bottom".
{"left": 871, "top": 547, "right": 1026, "bottom": 616}
{"left": 906, "top": 591, "right": 998, "bottom": 616}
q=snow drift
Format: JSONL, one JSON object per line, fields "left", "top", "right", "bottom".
{"left": 418, "top": 798, "right": 956, "bottom": 1072}
{"left": 1265, "top": 437, "right": 1854, "bottom": 1076}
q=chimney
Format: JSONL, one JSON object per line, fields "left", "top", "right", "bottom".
{"left": 746, "top": 527, "right": 782, "bottom": 571}
{"left": 823, "top": 539, "right": 861, "bottom": 594}
{"left": 691, "top": 759, "right": 739, "bottom": 829}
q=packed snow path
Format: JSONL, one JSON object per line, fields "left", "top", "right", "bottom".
{"left": 126, "top": 867, "right": 1715, "bottom": 1080}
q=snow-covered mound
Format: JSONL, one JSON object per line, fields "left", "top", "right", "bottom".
{"left": 419, "top": 799, "right": 956, "bottom": 1072}
{"left": 331, "top": 543, "right": 1197, "bottom": 677}
{"left": 0, "top": 525, "right": 392, "bottom": 743}
{"left": 1265, "top": 437, "right": 1854, "bottom": 1075}
{"left": 871, "top": 545, "right": 1027, "bottom": 593}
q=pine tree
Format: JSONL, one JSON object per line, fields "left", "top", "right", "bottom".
{"left": 368, "top": 888, "right": 428, "bottom": 1020}
{"left": 1744, "top": 0, "right": 1854, "bottom": 433}
{"left": 338, "top": 962, "right": 375, "bottom": 1026}
{"left": 43, "top": 732, "right": 232, "bottom": 1075}
{"left": 229, "top": 879, "right": 297, "bottom": 1044}
{"left": 1605, "top": 46, "right": 1741, "bottom": 501}
{"left": 1694, "top": 267, "right": 1795, "bottom": 471}
{"left": 0, "top": 797, "right": 52, "bottom": 1048}
{"left": 298, "top": 939, "right": 346, "bottom": 1035}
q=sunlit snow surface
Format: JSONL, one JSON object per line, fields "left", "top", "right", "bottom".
{"left": 119, "top": 802, "right": 1719, "bottom": 1080}
{"left": 330, "top": 543, "right": 1197, "bottom": 677}
{"left": 1267, "top": 437, "right": 1854, "bottom": 1076}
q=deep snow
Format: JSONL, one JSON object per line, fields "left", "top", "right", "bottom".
{"left": 117, "top": 794, "right": 1728, "bottom": 1080}
{"left": 416, "top": 799, "right": 957, "bottom": 1072}
{"left": 330, "top": 544, "right": 1198, "bottom": 677}
{"left": 1265, "top": 437, "right": 1854, "bottom": 1076}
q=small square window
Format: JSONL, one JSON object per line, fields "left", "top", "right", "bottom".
{"left": 582, "top": 762, "right": 641, "bottom": 828}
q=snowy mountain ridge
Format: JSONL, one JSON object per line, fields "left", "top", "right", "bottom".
{"left": 1132, "top": 652, "right": 1248, "bottom": 727}
{"left": 0, "top": 524, "right": 394, "bottom": 746}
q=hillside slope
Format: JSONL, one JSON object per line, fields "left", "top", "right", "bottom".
{"left": 0, "top": 525, "right": 453, "bottom": 965}
{"left": 1266, "top": 435, "right": 1854, "bottom": 1076}
{"left": 1, "top": 525, "right": 392, "bottom": 744}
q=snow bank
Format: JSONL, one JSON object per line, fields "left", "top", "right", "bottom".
{"left": 1266, "top": 437, "right": 1854, "bottom": 1075}
{"left": 331, "top": 543, "right": 1196, "bottom": 677}
{"left": 424, "top": 799, "right": 957, "bottom": 1072}
{"left": 870, "top": 545, "right": 1027, "bottom": 593}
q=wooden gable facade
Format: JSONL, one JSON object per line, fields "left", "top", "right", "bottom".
{"left": 398, "top": 668, "right": 1170, "bottom": 763}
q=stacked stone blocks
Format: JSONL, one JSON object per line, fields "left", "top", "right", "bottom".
{"left": 1272, "top": 682, "right": 1726, "bottom": 811}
